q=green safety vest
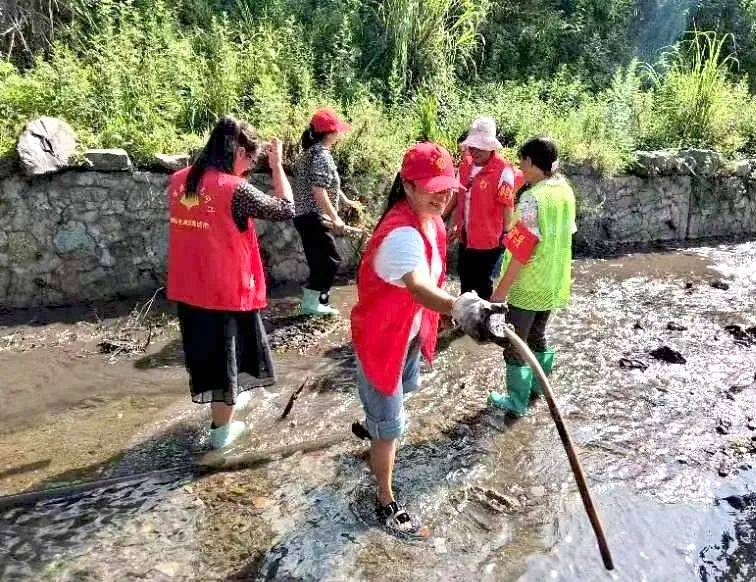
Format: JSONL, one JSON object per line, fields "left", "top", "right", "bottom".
{"left": 496, "top": 176, "right": 576, "bottom": 311}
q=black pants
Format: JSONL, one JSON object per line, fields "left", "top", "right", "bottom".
{"left": 458, "top": 245, "right": 503, "bottom": 300}
{"left": 294, "top": 213, "right": 341, "bottom": 296}
{"left": 503, "top": 306, "right": 551, "bottom": 365}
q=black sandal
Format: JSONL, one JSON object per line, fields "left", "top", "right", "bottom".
{"left": 351, "top": 421, "right": 371, "bottom": 441}
{"left": 377, "top": 501, "right": 428, "bottom": 538}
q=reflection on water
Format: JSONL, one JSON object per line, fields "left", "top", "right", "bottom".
{"left": 1, "top": 242, "right": 755, "bottom": 580}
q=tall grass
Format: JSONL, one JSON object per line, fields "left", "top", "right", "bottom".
{"left": 2, "top": 0, "right": 756, "bottom": 197}
{"left": 367, "top": 0, "right": 488, "bottom": 100}
{"left": 646, "top": 30, "right": 753, "bottom": 154}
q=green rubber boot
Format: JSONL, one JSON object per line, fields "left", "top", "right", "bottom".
{"left": 488, "top": 364, "right": 534, "bottom": 417}
{"left": 531, "top": 349, "right": 555, "bottom": 397}
{"left": 301, "top": 288, "right": 338, "bottom": 316}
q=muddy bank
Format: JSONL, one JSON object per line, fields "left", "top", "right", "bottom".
{"left": 1, "top": 242, "right": 756, "bottom": 580}
{"left": 0, "top": 286, "right": 355, "bottom": 496}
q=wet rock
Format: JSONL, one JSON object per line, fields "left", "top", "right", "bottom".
{"left": 452, "top": 423, "right": 473, "bottom": 439}
{"left": 17, "top": 116, "right": 77, "bottom": 176}
{"left": 667, "top": 322, "right": 688, "bottom": 331}
{"left": 251, "top": 496, "right": 271, "bottom": 509}
{"left": 484, "top": 489, "right": 521, "bottom": 511}
{"left": 724, "top": 325, "right": 756, "bottom": 347}
{"left": 649, "top": 346, "right": 686, "bottom": 364}
{"left": 710, "top": 280, "right": 731, "bottom": 290}
{"left": 470, "top": 487, "right": 522, "bottom": 513}
{"left": 530, "top": 486, "right": 547, "bottom": 498}
{"left": 722, "top": 493, "right": 756, "bottom": 511}
{"left": 619, "top": 358, "right": 648, "bottom": 371}
{"left": 154, "top": 562, "right": 181, "bottom": 577}
{"left": 718, "top": 459, "right": 731, "bottom": 477}
{"left": 716, "top": 419, "right": 732, "bottom": 435}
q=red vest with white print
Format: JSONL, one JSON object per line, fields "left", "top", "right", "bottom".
{"left": 351, "top": 200, "right": 447, "bottom": 396}
{"left": 167, "top": 167, "right": 267, "bottom": 311}
{"left": 456, "top": 153, "right": 515, "bottom": 250}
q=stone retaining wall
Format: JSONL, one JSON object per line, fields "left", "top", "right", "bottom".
{"left": 1, "top": 149, "right": 755, "bottom": 307}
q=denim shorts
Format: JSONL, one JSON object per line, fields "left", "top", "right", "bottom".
{"left": 356, "top": 338, "right": 422, "bottom": 440}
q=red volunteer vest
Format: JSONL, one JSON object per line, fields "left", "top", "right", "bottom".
{"left": 456, "top": 153, "right": 513, "bottom": 250}
{"left": 167, "top": 167, "right": 268, "bottom": 311}
{"left": 351, "top": 200, "right": 447, "bottom": 396}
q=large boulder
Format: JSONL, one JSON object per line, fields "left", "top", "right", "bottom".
{"left": 153, "top": 153, "right": 190, "bottom": 171}
{"left": 678, "top": 149, "right": 724, "bottom": 176}
{"left": 632, "top": 150, "right": 682, "bottom": 176}
{"left": 83, "top": 148, "right": 132, "bottom": 171}
{"left": 17, "top": 117, "right": 77, "bottom": 176}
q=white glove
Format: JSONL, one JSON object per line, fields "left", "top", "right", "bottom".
{"left": 451, "top": 292, "right": 508, "bottom": 343}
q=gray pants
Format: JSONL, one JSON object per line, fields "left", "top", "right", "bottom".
{"left": 503, "top": 306, "right": 551, "bottom": 365}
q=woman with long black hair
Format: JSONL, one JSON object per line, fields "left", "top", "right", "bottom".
{"left": 167, "top": 116, "right": 294, "bottom": 449}
{"left": 351, "top": 142, "right": 503, "bottom": 537}
{"left": 293, "top": 108, "right": 361, "bottom": 316}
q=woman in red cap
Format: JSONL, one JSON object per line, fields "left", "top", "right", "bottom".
{"left": 167, "top": 117, "right": 294, "bottom": 450}
{"left": 351, "top": 142, "right": 502, "bottom": 537}
{"left": 293, "top": 107, "right": 362, "bottom": 316}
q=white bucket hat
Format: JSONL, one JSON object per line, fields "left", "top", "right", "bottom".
{"left": 461, "top": 116, "right": 502, "bottom": 151}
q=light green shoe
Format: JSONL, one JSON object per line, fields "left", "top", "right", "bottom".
{"left": 531, "top": 349, "right": 555, "bottom": 397}
{"left": 489, "top": 364, "right": 534, "bottom": 417}
{"left": 210, "top": 420, "right": 248, "bottom": 450}
{"left": 300, "top": 288, "right": 338, "bottom": 316}
{"left": 233, "top": 390, "right": 252, "bottom": 418}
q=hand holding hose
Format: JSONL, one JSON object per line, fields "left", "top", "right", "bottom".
{"left": 451, "top": 291, "right": 508, "bottom": 343}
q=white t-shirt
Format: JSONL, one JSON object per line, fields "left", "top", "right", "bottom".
{"left": 374, "top": 224, "right": 442, "bottom": 340}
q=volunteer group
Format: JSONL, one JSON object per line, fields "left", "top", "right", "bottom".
{"left": 166, "top": 110, "right": 576, "bottom": 537}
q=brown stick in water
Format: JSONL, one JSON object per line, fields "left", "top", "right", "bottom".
{"left": 493, "top": 323, "right": 615, "bottom": 571}
{"left": 279, "top": 377, "right": 309, "bottom": 421}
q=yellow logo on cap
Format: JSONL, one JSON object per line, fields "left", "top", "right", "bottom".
{"left": 434, "top": 156, "right": 446, "bottom": 170}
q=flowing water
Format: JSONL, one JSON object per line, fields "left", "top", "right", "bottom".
{"left": 1, "top": 242, "right": 756, "bottom": 581}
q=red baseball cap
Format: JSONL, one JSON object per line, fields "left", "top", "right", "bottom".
{"left": 400, "top": 142, "right": 464, "bottom": 193}
{"left": 310, "top": 108, "right": 351, "bottom": 133}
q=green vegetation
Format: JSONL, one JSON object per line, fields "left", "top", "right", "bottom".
{"left": 2, "top": 0, "right": 756, "bottom": 195}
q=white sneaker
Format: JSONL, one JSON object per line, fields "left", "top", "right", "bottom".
{"left": 210, "top": 420, "right": 247, "bottom": 449}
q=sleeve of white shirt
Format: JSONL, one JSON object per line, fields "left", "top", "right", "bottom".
{"left": 498, "top": 166, "right": 515, "bottom": 189}
{"left": 373, "top": 226, "right": 429, "bottom": 287}
{"left": 518, "top": 194, "right": 542, "bottom": 240}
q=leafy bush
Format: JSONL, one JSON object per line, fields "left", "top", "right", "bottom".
{"left": 644, "top": 30, "right": 756, "bottom": 155}
{"left": 3, "top": 0, "right": 756, "bottom": 189}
